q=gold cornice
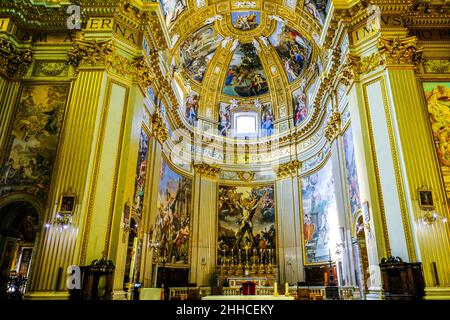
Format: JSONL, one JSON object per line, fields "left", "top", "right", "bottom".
{"left": 194, "top": 162, "right": 221, "bottom": 178}
{"left": 0, "top": 38, "right": 32, "bottom": 79}
{"left": 276, "top": 159, "right": 300, "bottom": 178}
{"left": 377, "top": 36, "right": 423, "bottom": 66}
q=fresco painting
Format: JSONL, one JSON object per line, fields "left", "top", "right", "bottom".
{"left": 269, "top": 22, "right": 312, "bottom": 83}
{"left": 223, "top": 43, "right": 269, "bottom": 97}
{"left": 261, "top": 103, "right": 274, "bottom": 137}
{"left": 231, "top": 11, "right": 260, "bottom": 31}
{"left": 160, "top": 0, "right": 186, "bottom": 27}
{"left": 133, "top": 128, "right": 149, "bottom": 219}
{"left": 302, "top": 160, "right": 339, "bottom": 264}
{"left": 180, "top": 25, "right": 222, "bottom": 83}
{"left": 0, "top": 84, "right": 69, "bottom": 200}
{"left": 422, "top": 82, "right": 450, "bottom": 199}
{"left": 155, "top": 160, "right": 192, "bottom": 265}
{"left": 343, "top": 127, "right": 361, "bottom": 216}
{"left": 293, "top": 87, "right": 308, "bottom": 126}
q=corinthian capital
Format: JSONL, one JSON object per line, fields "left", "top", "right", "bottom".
{"left": 0, "top": 38, "right": 32, "bottom": 78}
{"left": 194, "top": 162, "right": 221, "bottom": 178}
{"left": 67, "top": 39, "right": 114, "bottom": 71}
{"left": 377, "top": 36, "right": 423, "bottom": 66}
{"left": 276, "top": 160, "right": 300, "bottom": 178}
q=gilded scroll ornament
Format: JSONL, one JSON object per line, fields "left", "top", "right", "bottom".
{"left": 377, "top": 36, "right": 423, "bottom": 66}
{"left": 324, "top": 111, "right": 341, "bottom": 142}
{"left": 0, "top": 38, "right": 32, "bottom": 78}
{"left": 151, "top": 111, "right": 169, "bottom": 144}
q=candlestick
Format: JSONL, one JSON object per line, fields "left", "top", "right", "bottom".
{"left": 285, "top": 282, "right": 290, "bottom": 296}
{"left": 273, "top": 281, "right": 279, "bottom": 296}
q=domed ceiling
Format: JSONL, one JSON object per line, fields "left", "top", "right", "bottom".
{"left": 159, "top": 0, "right": 330, "bottom": 139}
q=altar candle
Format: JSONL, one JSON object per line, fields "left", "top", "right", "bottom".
{"left": 274, "top": 282, "right": 278, "bottom": 295}
{"left": 285, "top": 282, "right": 289, "bottom": 296}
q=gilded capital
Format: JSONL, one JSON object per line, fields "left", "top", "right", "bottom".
{"left": 151, "top": 111, "right": 169, "bottom": 144}
{"left": 67, "top": 39, "right": 114, "bottom": 71}
{"left": 276, "top": 160, "right": 300, "bottom": 178}
{"left": 0, "top": 38, "right": 32, "bottom": 78}
{"left": 194, "top": 162, "right": 221, "bottom": 178}
{"left": 324, "top": 111, "right": 341, "bottom": 142}
{"left": 377, "top": 36, "right": 423, "bottom": 66}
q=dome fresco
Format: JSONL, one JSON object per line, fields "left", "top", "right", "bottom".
{"left": 269, "top": 22, "right": 313, "bottom": 83}
{"left": 222, "top": 43, "right": 269, "bottom": 97}
{"left": 166, "top": 1, "right": 325, "bottom": 139}
{"left": 180, "top": 25, "right": 223, "bottom": 83}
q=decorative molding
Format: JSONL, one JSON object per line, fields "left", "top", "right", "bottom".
{"left": 194, "top": 162, "right": 221, "bottom": 178}
{"left": 0, "top": 38, "right": 32, "bottom": 78}
{"left": 237, "top": 171, "right": 255, "bottom": 182}
{"left": 377, "top": 36, "right": 423, "bottom": 66}
{"left": 276, "top": 159, "right": 300, "bottom": 178}
{"left": 423, "top": 59, "right": 450, "bottom": 74}
{"left": 324, "top": 111, "right": 341, "bottom": 142}
{"left": 32, "top": 60, "right": 68, "bottom": 77}
{"left": 151, "top": 111, "right": 169, "bottom": 144}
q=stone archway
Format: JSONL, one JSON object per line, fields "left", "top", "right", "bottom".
{"left": 0, "top": 193, "right": 43, "bottom": 295}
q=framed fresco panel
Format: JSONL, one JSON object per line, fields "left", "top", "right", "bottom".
{"left": 343, "top": 126, "right": 361, "bottom": 216}
{"left": 0, "top": 84, "right": 69, "bottom": 201}
{"left": 301, "top": 159, "right": 339, "bottom": 264}
{"left": 154, "top": 158, "right": 192, "bottom": 266}
{"left": 422, "top": 82, "right": 450, "bottom": 200}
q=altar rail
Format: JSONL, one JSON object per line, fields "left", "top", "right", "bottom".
{"left": 168, "top": 286, "right": 360, "bottom": 300}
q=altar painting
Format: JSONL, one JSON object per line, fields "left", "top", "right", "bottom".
{"left": 217, "top": 185, "right": 276, "bottom": 264}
